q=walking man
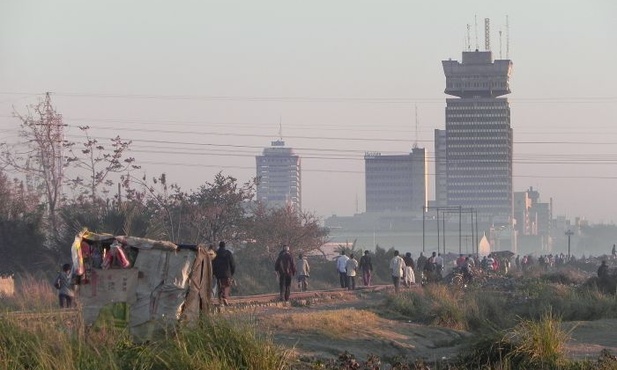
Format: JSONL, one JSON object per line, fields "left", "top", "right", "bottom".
{"left": 389, "top": 250, "right": 406, "bottom": 293}
{"left": 359, "top": 250, "right": 373, "bottom": 286}
{"left": 275, "top": 245, "right": 296, "bottom": 301}
{"left": 336, "top": 251, "right": 349, "bottom": 288}
{"left": 296, "top": 253, "right": 310, "bottom": 291}
{"left": 346, "top": 253, "right": 359, "bottom": 290}
{"left": 212, "top": 241, "right": 235, "bottom": 306}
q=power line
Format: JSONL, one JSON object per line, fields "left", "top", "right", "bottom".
{"left": 0, "top": 91, "right": 616, "bottom": 104}
{"left": 2, "top": 123, "right": 615, "bottom": 146}
{"left": 133, "top": 159, "right": 617, "bottom": 180}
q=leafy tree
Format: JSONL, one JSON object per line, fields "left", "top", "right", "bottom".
{"left": 123, "top": 172, "right": 255, "bottom": 244}
{"left": 179, "top": 173, "right": 256, "bottom": 244}
{"left": 244, "top": 203, "right": 329, "bottom": 261}
{"left": 0, "top": 170, "right": 48, "bottom": 272}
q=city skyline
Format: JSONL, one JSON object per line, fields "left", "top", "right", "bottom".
{"left": 1, "top": 1, "right": 616, "bottom": 223}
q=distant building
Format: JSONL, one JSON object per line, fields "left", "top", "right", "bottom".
{"left": 513, "top": 186, "right": 553, "bottom": 251}
{"left": 255, "top": 140, "right": 301, "bottom": 211}
{"left": 441, "top": 50, "right": 513, "bottom": 225}
{"left": 364, "top": 147, "right": 427, "bottom": 213}
{"left": 434, "top": 129, "right": 447, "bottom": 207}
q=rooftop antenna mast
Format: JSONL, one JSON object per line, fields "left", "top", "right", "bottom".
{"left": 413, "top": 105, "right": 419, "bottom": 149}
{"left": 278, "top": 116, "right": 283, "bottom": 141}
{"left": 484, "top": 18, "right": 490, "bottom": 51}
{"left": 506, "top": 15, "right": 510, "bottom": 59}
{"left": 474, "top": 15, "right": 479, "bottom": 50}
{"left": 466, "top": 24, "right": 471, "bottom": 51}
{"left": 499, "top": 29, "right": 503, "bottom": 58}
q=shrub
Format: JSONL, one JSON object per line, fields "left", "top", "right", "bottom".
{"left": 503, "top": 310, "right": 571, "bottom": 369}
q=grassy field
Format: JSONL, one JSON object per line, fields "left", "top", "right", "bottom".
{"left": 2, "top": 269, "right": 617, "bottom": 369}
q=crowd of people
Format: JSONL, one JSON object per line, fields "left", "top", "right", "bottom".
{"left": 53, "top": 241, "right": 617, "bottom": 309}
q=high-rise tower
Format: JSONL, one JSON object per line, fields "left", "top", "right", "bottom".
{"left": 256, "top": 140, "right": 301, "bottom": 211}
{"left": 442, "top": 50, "right": 513, "bottom": 224}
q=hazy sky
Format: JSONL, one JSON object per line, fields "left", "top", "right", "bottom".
{"left": 1, "top": 1, "right": 616, "bottom": 223}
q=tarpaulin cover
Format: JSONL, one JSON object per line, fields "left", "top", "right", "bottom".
{"left": 116, "top": 235, "right": 178, "bottom": 251}
{"left": 74, "top": 231, "right": 212, "bottom": 342}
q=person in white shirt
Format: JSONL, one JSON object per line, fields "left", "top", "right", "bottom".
{"left": 434, "top": 252, "right": 444, "bottom": 279}
{"left": 389, "top": 250, "right": 406, "bottom": 293}
{"left": 336, "top": 251, "right": 349, "bottom": 288}
{"left": 345, "top": 254, "right": 359, "bottom": 290}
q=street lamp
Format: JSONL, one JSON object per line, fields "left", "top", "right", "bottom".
{"left": 565, "top": 229, "right": 574, "bottom": 260}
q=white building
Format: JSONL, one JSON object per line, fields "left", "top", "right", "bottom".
{"left": 255, "top": 140, "right": 301, "bottom": 211}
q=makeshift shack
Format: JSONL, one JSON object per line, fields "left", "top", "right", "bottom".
{"left": 72, "top": 230, "right": 212, "bottom": 341}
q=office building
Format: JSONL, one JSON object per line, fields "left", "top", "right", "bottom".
{"left": 364, "top": 147, "right": 427, "bottom": 213}
{"left": 256, "top": 140, "right": 301, "bottom": 211}
{"left": 442, "top": 50, "right": 513, "bottom": 224}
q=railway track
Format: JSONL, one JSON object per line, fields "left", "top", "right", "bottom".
{"left": 0, "top": 285, "right": 391, "bottom": 322}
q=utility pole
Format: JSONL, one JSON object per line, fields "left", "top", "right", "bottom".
{"left": 565, "top": 229, "right": 574, "bottom": 260}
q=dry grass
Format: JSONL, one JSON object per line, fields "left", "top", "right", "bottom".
{"left": 503, "top": 310, "right": 573, "bottom": 368}
{"left": 264, "top": 309, "right": 383, "bottom": 340}
{"left": 0, "top": 274, "right": 57, "bottom": 312}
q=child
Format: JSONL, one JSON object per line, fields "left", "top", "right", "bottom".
{"left": 54, "top": 263, "right": 75, "bottom": 308}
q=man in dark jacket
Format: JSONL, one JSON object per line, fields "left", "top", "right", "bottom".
{"left": 274, "top": 245, "right": 296, "bottom": 302}
{"left": 212, "top": 241, "right": 235, "bottom": 306}
{"left": 359, "top": 250, "right": 373, "bottom": 287}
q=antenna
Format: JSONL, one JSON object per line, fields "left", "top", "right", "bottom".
{"left": 474, "top": 15, "right": 479, "bottom": 50}
{"left": 499, "top": 29, "right": 503, "bottom": 59}
{"left": 484, "top": 18, "right": 490, "bottom": 51}
{"left": 278, "top": 116, "right": 283, "bottom": 141}
{"left": 506, "top": 15, "right": 510, "bottom": 59}
{"left": 466, "top": 24, "right": 471, "bottom": 51}
{"left": 413, "top": 105, "right": 419, "bottom": 149}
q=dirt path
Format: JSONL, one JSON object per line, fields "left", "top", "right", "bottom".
{"left": 230, "top": 289, "right": 470, "bottom": 362}
{"left": 564, "top": 319, "right": 617, "bottom": 360}
{"left": 226, "top": 288, "right": 617, "bottom": 364}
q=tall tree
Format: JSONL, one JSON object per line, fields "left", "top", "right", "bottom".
{"left": 0, "top": 93, "right": 65, "bottom": 238}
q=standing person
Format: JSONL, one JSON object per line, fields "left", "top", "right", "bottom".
{"left": 416, "top": 252, "right": 427, "bottom": 273}
{"left": 424, "top": 252, "right": 437, "bottom": 283}
{"left": 345, "top": 253, "right": 359, "bottom": 290}
{"left": 54, "top": 263, "right": 75, "bottom": 308}
{"left": 612, "top": 244, "right": 616, "bottom": 259}
{"left": 296, "top": 253, "right": 310, "bottom": 292}
{"left": 434, "top": 252, "right": 444, "bottom": 279}
{"left": 207, "top": 243, "right": 218, "bottom": 300}
{"left": 598, "top": 260, "right": 609, "bottom": 280}
{"left": 212, "top": 241, "right": 235, "bottom": 306}
{"left": 389, "top": 250, "right": 406, "bottom": 293}
{"left": 275, "top": 245, "right": 296, "bottom": 301}
{"left": 462, "top": 257, "right": 473, "bottom": 284}
{"left": 456, "top": 254, "right": 466, "bottom": 268}
{"left": 336, "top": 251, "right": 349, "bottom": 288}
{"left": 359, "top": 250, "right": 373, "bottom": 287}
{"left": 403, "top": 252, "right": 416, "bottom": 287}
